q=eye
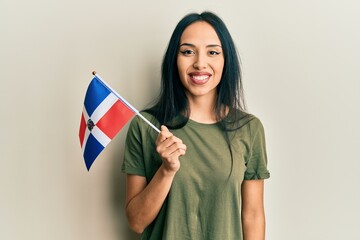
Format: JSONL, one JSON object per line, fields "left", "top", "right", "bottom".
{"left": 179, "top": 49, "right": 195, "bottom": 56}
{"left": 209, "top": 50, "right": 221, "bottom": 56}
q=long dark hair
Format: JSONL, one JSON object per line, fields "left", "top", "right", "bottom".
{"left": 145, "top": 11, "right": 252, "bottom": 130}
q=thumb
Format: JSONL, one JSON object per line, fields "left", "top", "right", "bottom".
{"left": 161, "top": 125, "right": 169, "bottom": 131}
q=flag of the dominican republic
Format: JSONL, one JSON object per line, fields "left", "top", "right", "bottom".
{"left": 79, "top": 76, "right": 135, "bottom": 170}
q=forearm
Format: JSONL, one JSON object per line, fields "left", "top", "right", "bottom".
{"left": 126, "top": 164, "right": 175, "bottom": 234}
{"left": 242, "top": 211, "right": 265, "bottom": 240}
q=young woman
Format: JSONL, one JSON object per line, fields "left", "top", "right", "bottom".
{"left": 122, "top": 11, "right": 270, "bottom": 240}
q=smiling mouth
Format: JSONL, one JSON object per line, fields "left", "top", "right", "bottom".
{"left": 189, "top": 74, "right": 211, "bottom": 85}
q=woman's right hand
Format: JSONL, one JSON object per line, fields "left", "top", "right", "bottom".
{"left": 155, "top": 125, "right": 187, "bottom": 174}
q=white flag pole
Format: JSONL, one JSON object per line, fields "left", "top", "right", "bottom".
{"left": 92, "top": 71, "right": 160, "bottom": 133}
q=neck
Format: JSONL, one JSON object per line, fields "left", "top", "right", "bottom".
{"left": 188, "top": 95, "right": 217, "bottom": 124}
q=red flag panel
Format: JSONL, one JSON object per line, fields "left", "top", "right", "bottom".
{"left": 79, "top": 113, "right": 87, "bottom": 147}
{"left": 96, "top": 100, "right": 135, "bottom": 139}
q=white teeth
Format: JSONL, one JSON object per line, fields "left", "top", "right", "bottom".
{"left": 192, "top": 75, "right": 209, "bottom": 81}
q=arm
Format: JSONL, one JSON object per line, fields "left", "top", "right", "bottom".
{"left": 125, "top": 126, "right": 186, "bottom": 234}
{"left": 241, "top": 179, "right": 266, "bottom": 240}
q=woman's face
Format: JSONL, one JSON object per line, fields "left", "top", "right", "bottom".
{"left": 177, "top": 21, "right": 224, "bottom": 101}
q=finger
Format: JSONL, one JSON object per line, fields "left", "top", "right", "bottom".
{"left": 160, "top": 135, "right": 184, "bottom": 149}
{"left": 162, "top": 143, "right": 187, "bottom": 158}
{"left": 170, "top": 143, "right": 187, "bottom": 155}
{"left": 158, "top": 140, "right": 185, "bottom": 156}
{"left": 156, "top": 125, "right": 173, "bottom": 144}
{"left": 170, "top": 147, "right": 186, "bottom": 157}
{"left": 162, "top": 149, "right": 186, "bottom": 165}
{"left": 160, "top": 125, "right": 168, "bottom": 131}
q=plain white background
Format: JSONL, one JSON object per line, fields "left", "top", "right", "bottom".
{"left": 1, "top": 0, "right": 359, "bottom": 239}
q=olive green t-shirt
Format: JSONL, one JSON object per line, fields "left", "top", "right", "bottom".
{"left": 122, "top": 112, "right": 270, "bottom": 240}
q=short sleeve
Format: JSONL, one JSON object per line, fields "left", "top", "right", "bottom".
{"left": 121, "top": 116, "right": 146, "bottom": 176}
{"left": 244, "top": 118, "right": 270, "bottom": 180}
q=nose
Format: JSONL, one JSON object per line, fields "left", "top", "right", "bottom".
{"left": 193, "top": 53, "right": 207, "bottom": 70}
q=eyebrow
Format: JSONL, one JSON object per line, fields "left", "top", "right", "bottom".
{"left": 179, "top": 43, "right": 222, "bottom": 48}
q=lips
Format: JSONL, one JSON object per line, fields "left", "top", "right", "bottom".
{"left": 189, "top": 72, "right": 212, "bottom": 85}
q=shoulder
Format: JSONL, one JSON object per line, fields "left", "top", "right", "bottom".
{"left": 129, "top": 111, "right": 160, "bottom": 128}
{"left": 244, "top": 115, "right": 267, "bottom": 150}
{"left": 127, "top": 111, "right": 161, "bottom": 138}
{"left": 242, "top": 114, "right": 266, "bottom": 140}
{"left": 226, "top": 110, "right": 266, "bottom": 142}
{"left": 248, "top": 115, "right": 265, "bottom": 131}
{"left": 224, "top": 109, "right": 260, "bottom": 131}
